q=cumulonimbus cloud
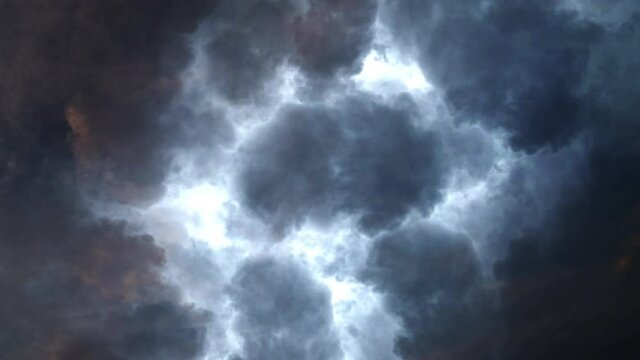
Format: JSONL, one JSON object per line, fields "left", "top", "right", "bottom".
{"left": 1, "top": 1, "right": 640, "bottom": 359}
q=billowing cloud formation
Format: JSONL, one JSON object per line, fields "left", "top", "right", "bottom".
{"left": 0, "top": 0, "right": 214, "bottom": 358}
{"left": 0, "top": 0, "right": 224, "bottom": 203}
{"left": 229, "top": 256, "right": 341, "bottom": 360}
{"left": 383, "top": 0, "right": 639, "bottom": 151}
{"left": 201, "top": 0, "right": 377, "bottom": 102}
{"left": 2, "top": 0, "right": 640, "bottom": 359}
{"left": 238, "top": 95, "right": 443, "bottom": 234}
{"left": 362, "top": 222, "right": 497, "bottom": 359}
{"left": 0, "top": 153, "right": 211, "bottom": 359}
{"left": 377, "top": 0, "right": 640, "bottom": 357}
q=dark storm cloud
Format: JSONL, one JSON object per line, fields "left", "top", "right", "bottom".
{"left": 292, "top": 0, "right": 378, "bottom": 76}
{"left": 3, "top": 0, "right": 640, "bottom": 359}
{"left": 491, "top": 142, "right": 640, "bottom": 359}
{"left": 237, "top": 104, "right": 342, "bottom": 233}
{"left": 228, "top": 256, "right": 341, "bottom": 360}
{"left": 362, "top": 222, "right": 500, "bottom": 359}
{"left": 377, "top": 0, "right": 640, "bottom": 357}
{"left": 202, "top": 0, "right": 295, "bottom": 102}
{"left": 201, "top": 0, "right": 377, "bottom": 102}
{"left": 237, "top": 94, "right": 445, "bottom": 235}
{"left": 382, "top": 0, "right": 604, "bottom": 152}
{"left": 0, "top": 171, "right": 211, "bottom": 359}
{"left": 0, "top": 1, "right": 215, "bottom": 359}
{"left": 0, "top": 0, "right": 223, "bottom": 204}
{"left": 493, "top": 10, "right": 640, "bottom": 359}
{"left": 55, "top": 302, "right": 209, "bottom": 360}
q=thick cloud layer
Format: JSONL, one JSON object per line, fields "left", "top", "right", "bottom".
{"left": 383, "top": 0, "right": 640, "bottom": 152}
{"left": 378, "top": 0, "right": 640, "bottom": 357}
{"left": 2, "top": 0, "right": 640, "bottom": 359}
{"left": 229, "top": 256, "right": 341, "bottom": 360}
{"left": 0, "top": 0, "right": 222, "bottom": 203}
{"left": 237, "top": 95, "right": 444, "bottom": 235}
{"left": 201, "top": 0, "right": 377, "bottom": 102}
{"left": 0, "top": 0, "right": 214, "bottom": 359}
{"left": 0, "top": 148, "right": 211, "bottom": 359}
{"left": 362, "top": 222, "right": 498, "bottom": 359}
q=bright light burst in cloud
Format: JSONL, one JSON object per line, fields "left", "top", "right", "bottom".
{"left": 354, "top": 50, "right": 431, "bottom": 93}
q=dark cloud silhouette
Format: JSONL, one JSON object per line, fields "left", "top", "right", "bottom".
{"left": 229, "top": 256, "right": 341, "bottom": 360}
{"left": 201, "top": 0, "right": 377, "bottom": 102}
{"left": 0, "top": 1, "right": 214, "bottom": 359}
{"left": 55, "top": 302, "right": 209, "bottom": 360}
{"left": 362, "top": 222, "right": 500, "bottom": 359}
{"left": 0, "top": 166, "right": 211, "bottom": 359}
{"left": 383, "top": 0, "right": 606, "bottom": 152}
{"left": 0, "top": 0, "right": 223, "bottom": 204}
{"left": 237, "top": 94, "right": 444, "bottom": 235}
{"left": 3, "top": 0, "right": 640, "bottom": 359}
{"left": 369, "top": 1, "right": 640, "bottom": 358}
{"left": 491, "top": 144, "right": 640, "bottom": 359}
{"left": 292, "top": 0, "right": 377, "bottom": 76}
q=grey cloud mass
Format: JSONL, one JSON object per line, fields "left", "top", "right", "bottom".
{"left": 378, "top": 0, "right": 640, "bottom": 357}
{"left": 201, "top": 0, "right": 377, "bottom": 102}
{"left": 229, "top": 256, "right": 341, "bottom": 360}
{"left": 362, "top": 222, "right": 498, "bottom": 359}
{"left": 237, "top": 95, "right": 444, "bottom": 235}
{"left": 382, "top": 0, "right": 628, "bottom": 151}
{"left": 1, "top": 0, "right": 640, "bottom": 359}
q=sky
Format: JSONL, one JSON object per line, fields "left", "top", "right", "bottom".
{"left": 1, "top": 0, "right": 640, "bottom": 359}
